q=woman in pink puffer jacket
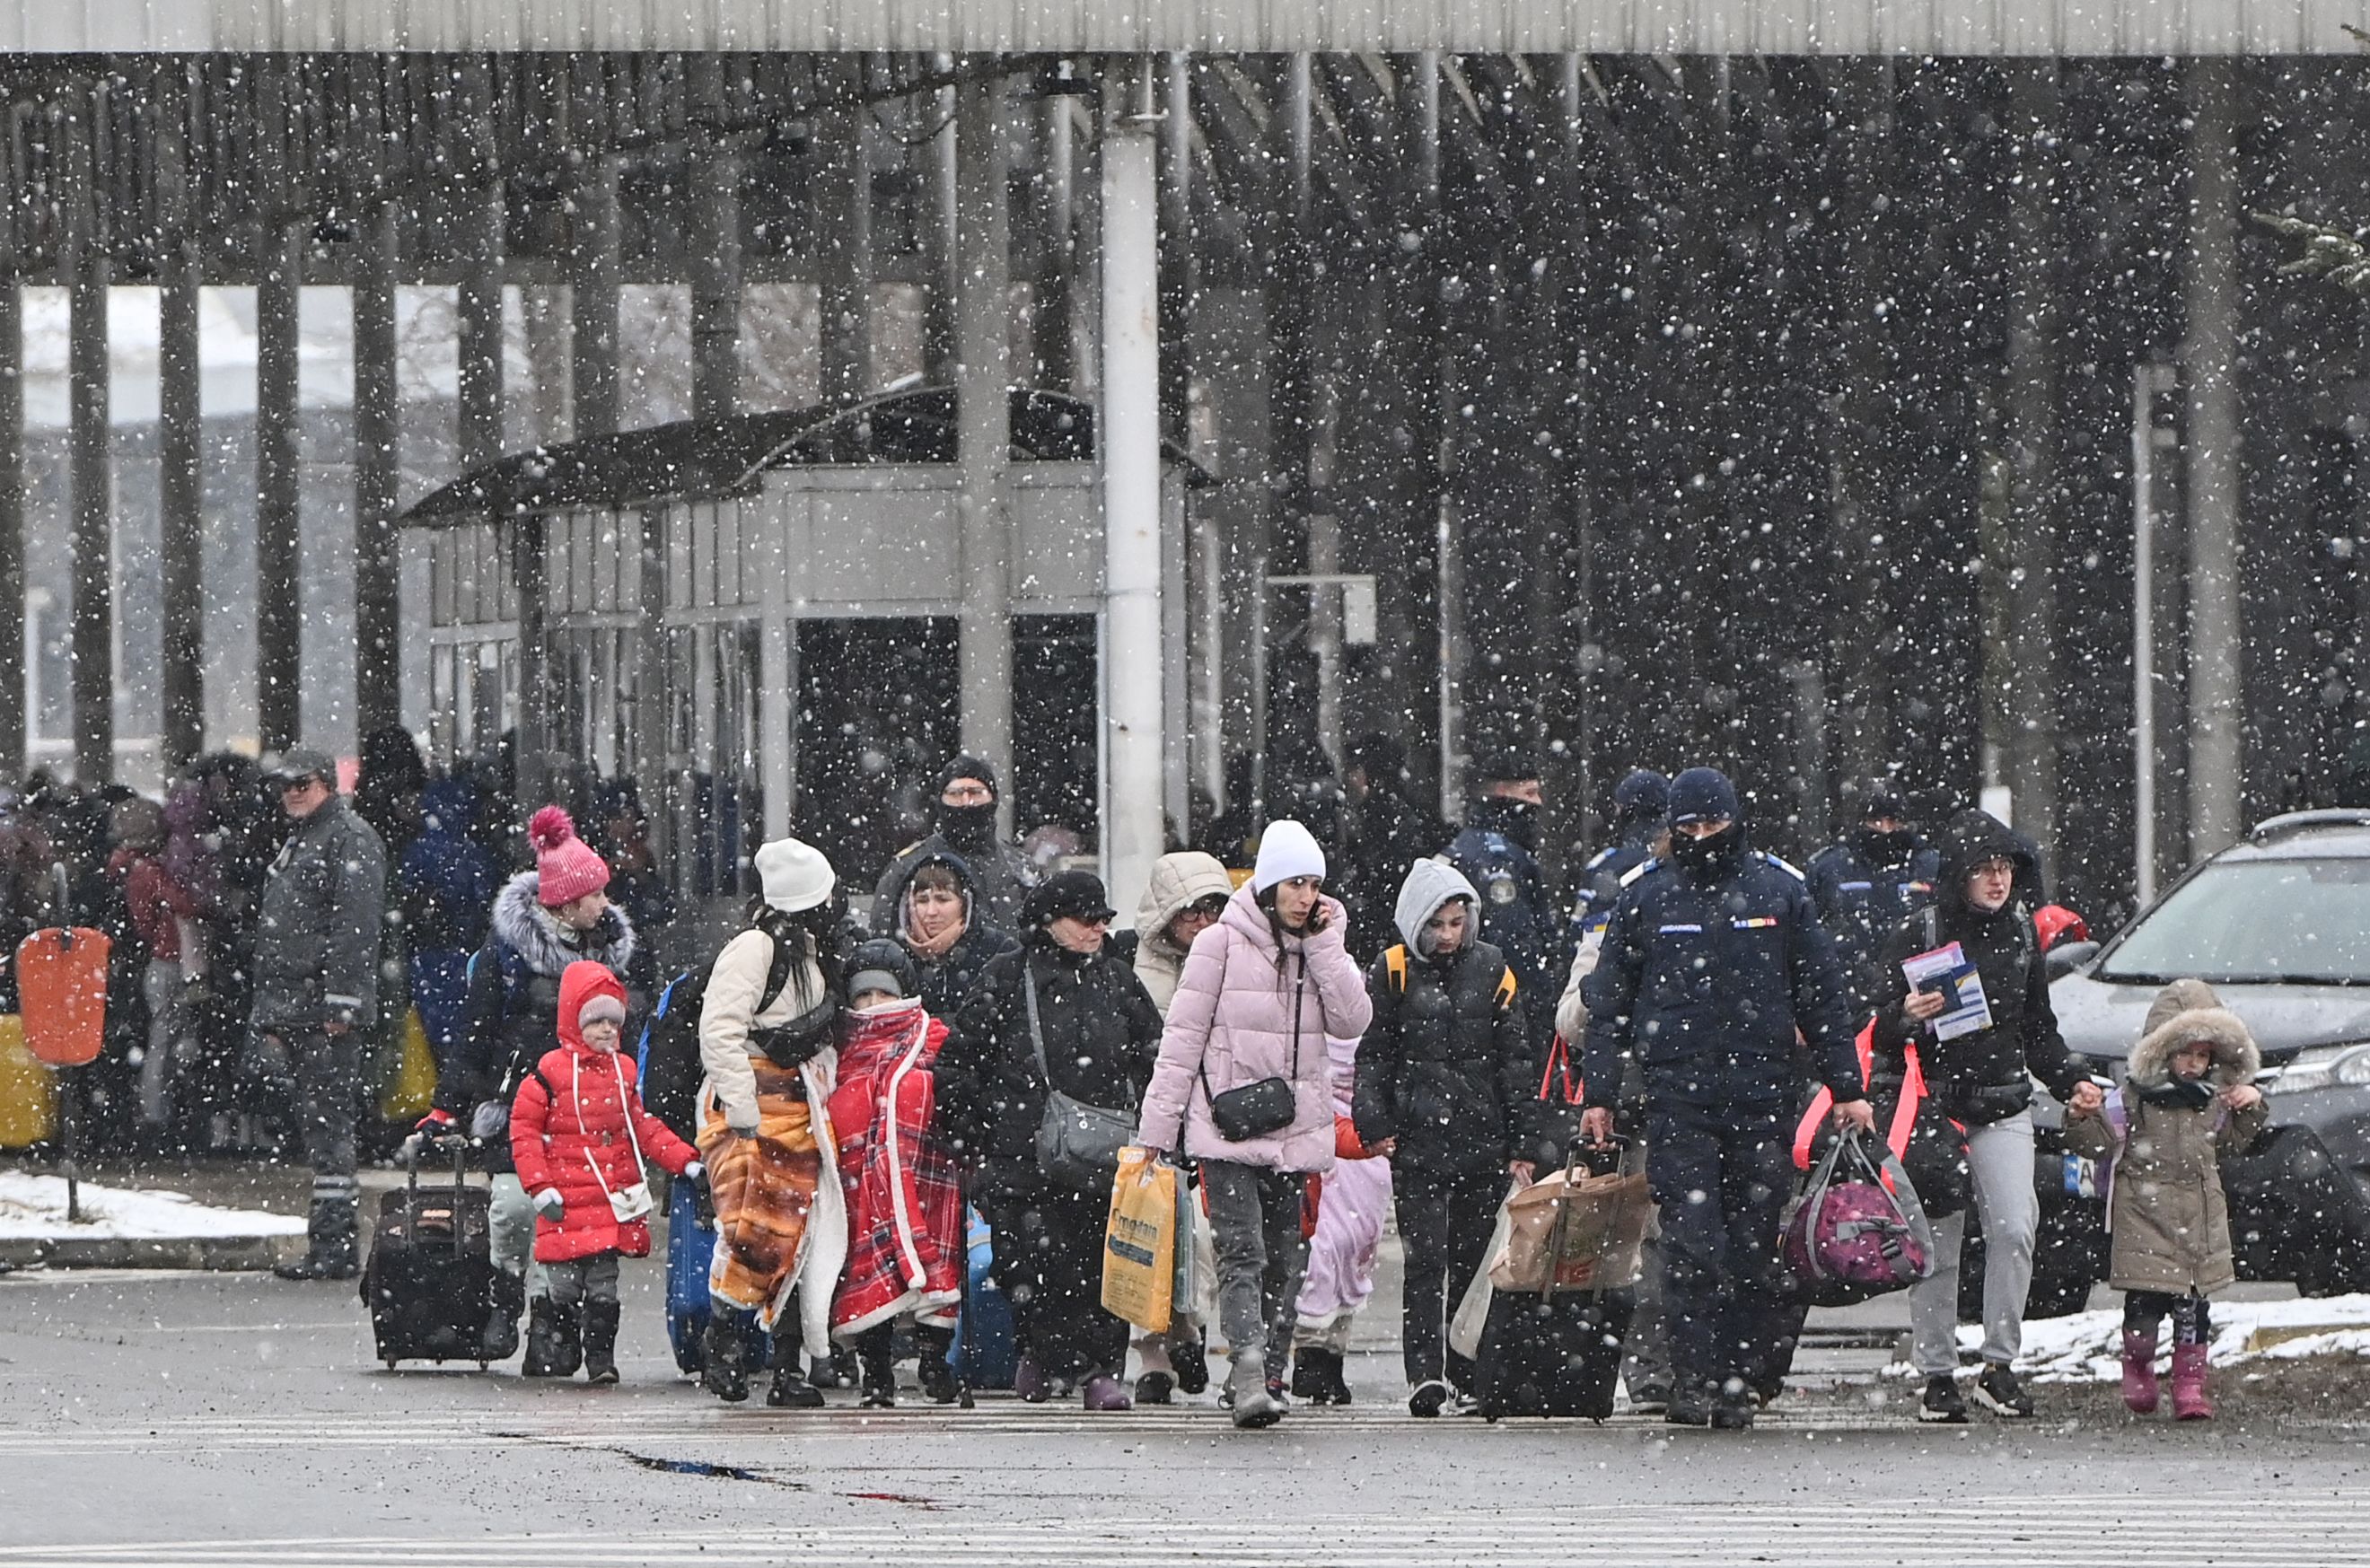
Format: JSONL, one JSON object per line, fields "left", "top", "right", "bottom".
{"left": 1137, "top": 820, "right": 1373, "bottom": 1430}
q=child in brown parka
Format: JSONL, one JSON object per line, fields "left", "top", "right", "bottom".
{"left": 2064, "top": 978, "right": 2266, "bottom": 1421}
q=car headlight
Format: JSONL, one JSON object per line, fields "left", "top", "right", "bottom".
{"left": 2261, "top": 1042, "right": 2370, "bottom": 1096}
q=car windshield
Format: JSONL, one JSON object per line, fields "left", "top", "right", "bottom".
{"left": 2099, "top": 856, "right": 2370, "bottom": 985}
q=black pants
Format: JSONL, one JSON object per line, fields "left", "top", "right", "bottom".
{"left": 981, "top": 1182, "right": 1128, "bottom": 1380}
{"left": 1646, "top": 1104, "right": 1794, "bottom": 1400}
{"left": 1393, "top": 1164, "right": 1502, "bottom": 1389}
{"left": 2125, "top": 1290, "right": 2210, "bottom": 1346}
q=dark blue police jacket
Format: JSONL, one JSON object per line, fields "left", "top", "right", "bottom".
{"left": 1806, "top": 836, "right": 1941, "bottom": 1012}
{"left": 1579, "top": 848, "right": 1863, "bottom": 1114}
{"left": 1444, "top": 821, "right": 1558, "bottom": 1041}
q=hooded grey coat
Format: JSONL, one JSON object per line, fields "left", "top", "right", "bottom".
{"left": 1349, "top": 860, "right": 1532, "bottom": 1176}
{"left": 2063, "top": 978, "right": 2267, "bottom": 1297}
{"left": 1132, "top": 851, "right": 1235, "bottom": 1015}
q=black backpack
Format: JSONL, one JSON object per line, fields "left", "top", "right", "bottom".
{"left": 635, "top": 937, "right": 800, "bottom": 1143}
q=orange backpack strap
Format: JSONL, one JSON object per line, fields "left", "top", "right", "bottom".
{"left": 1797, "top": 1019, "right": 1882, "bottom": 1170}
{"left": 1792, "top": 1089, "right": 1833, "bottom": 1170}
{"left": 1889, "top": 1043, "right": 1928, "bottom": 1166}
{"left": 1496, "top": 967, "right": 1518, "bottom": 1012}
{"left": 1384, "top": 945, "right": 1409, "bottom": 994}
{"left": 1540, "top": 1036, "right": 1583, "bottom": 1106}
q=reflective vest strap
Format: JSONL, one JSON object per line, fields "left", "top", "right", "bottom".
{"left": 1793, "top": 1019, "right": 1882, "bottom": 1171}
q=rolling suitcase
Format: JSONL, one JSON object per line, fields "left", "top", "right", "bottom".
{"left": 361, "top": 1136, "right": 496, "bottom": 1369}
{"left": 1475, "top": 1142, "right": 1642, "bottom": 1421}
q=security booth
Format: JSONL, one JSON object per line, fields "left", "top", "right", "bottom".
{"left": 404, "top": 387, "right": 1202, "bottom": 924}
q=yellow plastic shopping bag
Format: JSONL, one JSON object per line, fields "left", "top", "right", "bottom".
{"left": 378, "top": 1010, "right": 439, "bottom": 1122}
{"left": 1100, "top": 1145, "right": 1179, "bottom": 1334}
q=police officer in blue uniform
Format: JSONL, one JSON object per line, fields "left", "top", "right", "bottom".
{"left": 1570, "top": 769, "right": 1670, "bottom": 945}
{"left": 1579, "top": 767, "right": 1873, "bottom": 1430}
{"left": 1806, "top": 780, "right": 1941, "bottom": 1020}
{"left": 1443, "top": 749, "right": 1559, "bottom": 1049}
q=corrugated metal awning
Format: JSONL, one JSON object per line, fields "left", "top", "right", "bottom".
{"left": 6, "top": 0, "right": 2361, "bottom": 57}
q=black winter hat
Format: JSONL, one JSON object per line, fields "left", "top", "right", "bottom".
{"left": 1469, "top": 740, "right": 1541, "bottom": 784}
{"left": 1024, "top": 868, "right": 1116, "bottom": 928}
{"left": 936, "top": 753, "right": 1001, "bottom": 801}
{"left": 1613, "top": 769, "right": 1670, "bottom": 821}
{"left": 1856, "top": 778, "right": 1910, "bottom": 823}
{"left": 1667, "top": 766, "right": 1741, "bottom": 827}
{"left": 847, "top": 938, "right": 921, "bottom": 1003}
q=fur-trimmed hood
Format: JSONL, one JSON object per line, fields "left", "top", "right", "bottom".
{"left": 2129, "top": 977, "right": 2259, "bottom": 1090}
{"left": 490, "top": 868, "right": 636, "bottom": 979}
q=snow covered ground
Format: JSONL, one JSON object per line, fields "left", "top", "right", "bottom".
{"left": 1881, "top": 1294, "right": 2370, "bottom": 1383}
{"left": 0, "top": 1173, "right": 306, "bottom": 1241}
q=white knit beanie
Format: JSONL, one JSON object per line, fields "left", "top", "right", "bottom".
{"left": 753, "top": 837, "right": 836, "bottom": 914}
{"left": 1251, "top": 819, "right": 1327, "bottom": 894}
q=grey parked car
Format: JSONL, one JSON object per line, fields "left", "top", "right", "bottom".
{"left": 2046, "top": 809, "right": 2370, "bottom": 1301}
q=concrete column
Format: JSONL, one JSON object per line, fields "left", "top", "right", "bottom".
{"left": 514, "top": 516, "right": 549, "bottom": 807}
{"left": 689, "top": 132, "right": 743, "bottom": 425}
{"left": 571, "top": 158, "right": 621, "bottom": 438}
{"left": 158, "top": 260, "right": 203, "bottom": 768}
{"left": 1102, "top": 56, "right": 1166, "bottom": 918}
{"left": 954, "top": 71, "right": 1014, "bottom": 829}
{"left": 256, "top": 222, "right": 305, "bottom": 754}
{"left": 68, "top": 267, "right": 110, "bottom": 784}
{"left": 1032, "top": 94, "right": 1076, "bottom": 391}
{"left": 2002, "top": 61, "right": 2060, "bottom": 878}
{"left": 354, "top": 199, "right": 402, "bottom": 736}
{"left": 923, "top": 83, "right": 961, "bottom": 384}
{"left": 2186, "top": 58, "right": 2246, "bottom": 854}
{"left": 817, "top": 106, "right": 874, "bottom": 404}
{"left": 457, "top": 189, "right": 505, "bottom": 469}
{"left": 1157, "top": 56, "right": 1194, "bottom": 445}
{"left": 0, "top": 276, "right": 23, "bottom": 779}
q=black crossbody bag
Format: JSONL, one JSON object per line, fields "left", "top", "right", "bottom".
{"left": 1202, "top": 951, "right": 1307, "bottom": 1143}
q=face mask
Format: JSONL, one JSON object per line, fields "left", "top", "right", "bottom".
{"left": 1669, "top": 828, "right": 1738, "bottom": 879}
{"left": 1856, "top": 827, "right": 1916, "bottom": 865}
{"left": 1488, "top": 798, "right": 1539, "bottom": 854}
{"left": 939, "top": 800, "right": 997, "bottom": 851}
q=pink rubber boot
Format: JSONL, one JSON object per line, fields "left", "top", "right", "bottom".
{"left": 2171, "top": 1344, "right": 2214, "bottom": 1422}
{"left": 2120, "top": 1331, "right": 2160, "bottom": 1415}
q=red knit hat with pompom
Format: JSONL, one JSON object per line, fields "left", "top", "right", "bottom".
{"left": 528, "top": 805, "right": 610, "bottom": 908}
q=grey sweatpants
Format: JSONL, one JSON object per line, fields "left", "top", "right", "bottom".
{"left": 1909, "top": 1110, "right": 2038, "bottom": 1375}
{"left": 1202, "top": 1161, "right": 1309, "bottom": 1386}
{"left": 544, "top": 1252, "right": 621, "bottom": 1306}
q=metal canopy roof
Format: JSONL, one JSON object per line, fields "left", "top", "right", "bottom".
{"left": 405, "top": 386, "right": 1206, "bottom": 524}
{"left": 6, "top": 0, "right": 2361, "bottom": 56}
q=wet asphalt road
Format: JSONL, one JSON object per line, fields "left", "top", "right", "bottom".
{"left": 4, "top": 1264, "right": 2369, "bottom": 1567}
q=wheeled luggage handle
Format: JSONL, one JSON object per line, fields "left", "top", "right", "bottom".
{"left": 402, "top": 1132, "right": 475, "bottom": 1257}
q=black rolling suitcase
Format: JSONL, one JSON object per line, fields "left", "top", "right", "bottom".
{"left": 361, "top": 1136, "right": 496, "bottom": 1369}
{"left": 1475, "top": 1142, "right": 1644, "bottom": 1422}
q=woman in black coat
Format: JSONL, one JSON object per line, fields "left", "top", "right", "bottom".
{"left": 936, "top": 871, "right": 1164, "bottom": 1412}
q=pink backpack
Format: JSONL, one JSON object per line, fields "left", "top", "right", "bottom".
{"left": 1781, "top": 1128, "right": 1937, "bottom": 1306}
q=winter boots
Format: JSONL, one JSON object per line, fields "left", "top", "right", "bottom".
{"left": 1170, "top": 1332, "right": 1211, "bottom": 1395}
{"left": 1080, "top": 1372, "right": 1133, "bottom": 1412}
{"left": 2121, "top": 1331, "right": 2161, "bottom": 1415}
{"left": 768, "top": 1335, "right": 826, "bottom": 1408}
{"left": 481, "top": 1271, "right": 526, "bottom": 1362}
{"left": 1229, "top": 1355, "right": 1282, "bottom": 1430}
{"left": 2170, "top": 1345, "right": 2214, "bottom": 1421}
{"left": 523, "top": 1298, "right": 582, "bottom": 1378}
{"left": 580, "top": 1300, "right": 621, "bottom": 1385}
{"left": 1292, "top": 1347, "right": 1352, "bottom": 1406}
{"left": 273, "top": 1198, "right": 360, "bottom": 1281}
{"left": 857, "top": 1340, "right": 897, "bottom": 1408}
{"left": 701, "top": 1314, "right": 751, "bottom": 1403}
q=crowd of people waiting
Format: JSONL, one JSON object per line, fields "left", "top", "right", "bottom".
{"left": 18, "top": 723, "right": 2260, "bottom": 1433}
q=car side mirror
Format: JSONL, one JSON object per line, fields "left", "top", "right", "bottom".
{"left": 2044, "top": 939, "right": 2101, "bottom": 981}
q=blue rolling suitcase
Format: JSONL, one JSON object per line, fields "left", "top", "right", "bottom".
{"left": 948, "top": 1206, "right": 1016, "bottom": 1390}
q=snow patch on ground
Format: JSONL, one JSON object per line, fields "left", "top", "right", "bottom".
{"left": 0, "top": 1173, "right": 307, "bottom": 1240}
{"left": 1887, "top": 1293, "right": 2370, "bottom": 1382}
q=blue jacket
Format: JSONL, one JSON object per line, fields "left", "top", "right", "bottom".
{"left": 1444, "top": 803, "right": 1558, "bottom": 1044}
{"left": 1580, "top": 843, "right": 1864, "bottom": 1114}
{"left": 1805, "top": 831, "right": 1941, "bottom": 1013}
{"left": 1569, "top": 824, "right": 1663, "bottom": 943}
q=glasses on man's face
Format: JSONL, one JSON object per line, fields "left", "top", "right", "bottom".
{"left": 1971, "top": 858, "right": 2016, "bottom": 879}
{"left": 1182, "top": 896, "right": 1228, "bottom": 920}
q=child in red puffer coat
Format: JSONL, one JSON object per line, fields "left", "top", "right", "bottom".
{"left": 511, "top": 959, "right": 702, "bottom": 1384}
